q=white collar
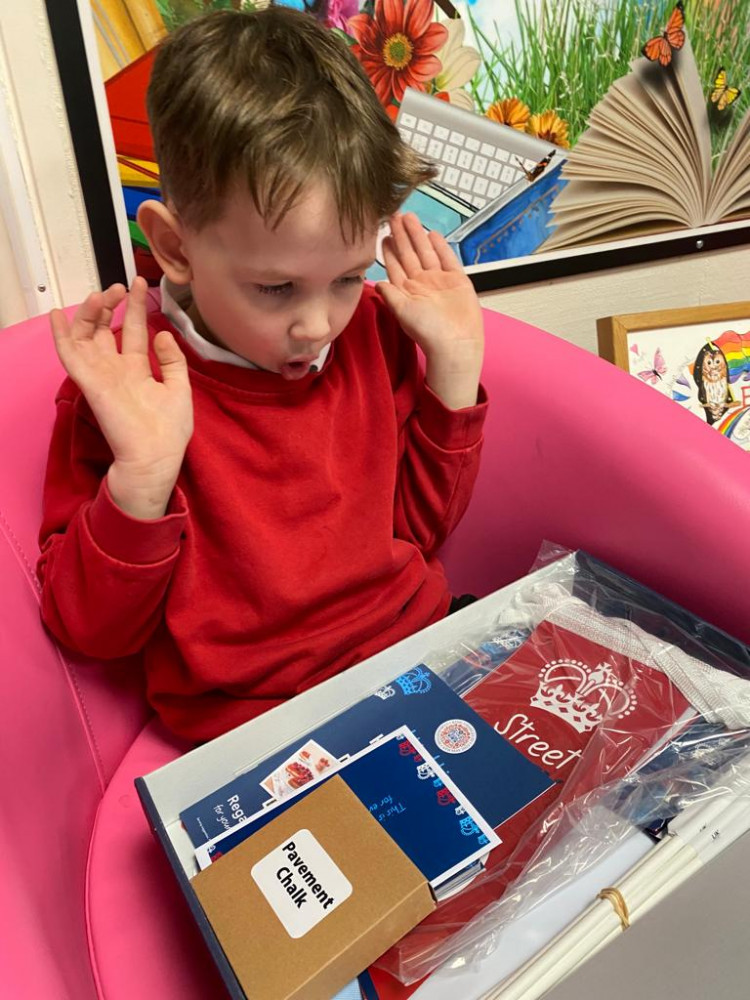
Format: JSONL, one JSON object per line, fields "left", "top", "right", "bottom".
{"left": 159, "top": 276, "right": 330, "bottom": 371}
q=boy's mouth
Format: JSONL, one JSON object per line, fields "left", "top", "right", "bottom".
{"left": 280, "top": 359, "right": 316, "bottom": 380}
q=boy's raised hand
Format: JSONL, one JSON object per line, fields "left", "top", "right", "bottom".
{"left": 378, "top": 212, "right": 484, "bottom": 410}
{"left": 50, "top": 277, "right": 193, "bottom": 520}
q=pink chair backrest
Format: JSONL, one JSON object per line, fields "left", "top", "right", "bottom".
{"left": 442, "top": 310, "right": 750, "bottom": 647}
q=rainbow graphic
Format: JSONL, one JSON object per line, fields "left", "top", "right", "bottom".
{"left": 716, "top": 406, "right": 750, "bottom": 441}
{"left": 712, "top": 329, "right": 750, "bottom": 384}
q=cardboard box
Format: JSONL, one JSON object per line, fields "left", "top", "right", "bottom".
{"left": 191, "top": 776, "right": 435, "bottom": 1000}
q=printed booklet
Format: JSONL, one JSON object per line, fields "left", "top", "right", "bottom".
{"left": 195, "top": 727, "right": 501, "bottom": 900}
{"left": 180, "top": 665, "right": 555, "bottom": 849}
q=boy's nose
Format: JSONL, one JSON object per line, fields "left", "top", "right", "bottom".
{"left": 290, "top": 308, "right": 331, "bottom": 348}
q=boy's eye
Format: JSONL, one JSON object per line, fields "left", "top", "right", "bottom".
{"left": 253, "top": 275, "right": 363, "bottom": 296}
{"left": 256, "top": 282, "right": 292, "bottom": 296}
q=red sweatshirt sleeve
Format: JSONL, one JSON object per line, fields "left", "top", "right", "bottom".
{"left": 37, "top": 379, "right": 188, "bottom": 659}
{"left": 377, "top": 297, "right": 488, "bottom": 558}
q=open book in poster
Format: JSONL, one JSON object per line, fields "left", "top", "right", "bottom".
{"left": 543, "top": 31, "right": 750, "bottom": 251}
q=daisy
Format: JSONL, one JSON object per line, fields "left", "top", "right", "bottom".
{"left": 348, "top": 0, "right": 448, "bottom": 114}
{"left": 486, "top": 97, "right": 531, "bottom": 131}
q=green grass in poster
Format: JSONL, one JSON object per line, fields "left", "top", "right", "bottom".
{"left": 156, "top": 0, "right": 256, "bottom": 32}
{"left": 468, "top": 0, "right": 750, "bottom": 159}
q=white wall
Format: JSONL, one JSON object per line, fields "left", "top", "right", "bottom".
{"left": 0, "top": 209, "right": 26, "bottom": 323}
{"left": 0, "top": 1, "right": 137, "bottom": 329}
{"left": 479, "top": 244, "right": 750, "bottom": 354}
{"left": 0, "top": 2, "right": 98, "bottom": 327}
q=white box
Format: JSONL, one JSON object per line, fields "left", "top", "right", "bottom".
{"left": 137, "top": 555, "right": 750, "bottom": 999}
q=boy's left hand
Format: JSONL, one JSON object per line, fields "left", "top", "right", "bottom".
{"left": 378, "top": 212, "right": 484, "bottom": 410}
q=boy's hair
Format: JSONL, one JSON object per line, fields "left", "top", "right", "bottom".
{"left": 147, "top": 6, "right": 436, "bottom": 236}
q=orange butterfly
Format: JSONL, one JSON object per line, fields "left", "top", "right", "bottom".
{"left": 642, "top": 2, "right": 686, "bottom": 67}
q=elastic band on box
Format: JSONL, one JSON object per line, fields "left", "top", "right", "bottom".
{"left": 597, "top": 887, "right": 630, "bottom": 929}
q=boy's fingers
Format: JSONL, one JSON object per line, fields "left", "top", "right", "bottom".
{"left": 50, "top": 309, "right": 88, "bottom": 376}
{"left": 98, "top": 283, "right": 127, "bottom": 331}
{"left": 66, "top": 291, "right": 106, "bottom": 341}
{"left": 49, "top": 308, "right": 71, "bottom": 346}
{"left": 121, "top": 276, "right": 149, "bottom": 355}
{"left": 388, "top": 213, "right": 421, "bottom": 278}
{"left": 402, "top": 213, "right": 440, "bottom": 271}
{"left": 375, "top": 281, "right": 406, "bottom": 316}
{"left": 428, "top": 230, "right": 463, "bottom": 272}
{"left": 153, "top": 330, "right": 189, "bottom": 386}
{"left": 98, "top": 307, "right": 114, "bottom": 331}
{"left": 382, "top": 238, "right": 407, "bottom": 286}
{"left": 101, "top": 282, "right": 127, "bottom": 309}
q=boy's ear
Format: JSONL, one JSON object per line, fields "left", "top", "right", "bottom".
{"left": 136, "top": 200, "right": 193, "bottom": 284}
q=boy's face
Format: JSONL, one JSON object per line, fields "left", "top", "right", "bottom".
{"left": 178, "top": 182, "right": 378, "bottom": 379}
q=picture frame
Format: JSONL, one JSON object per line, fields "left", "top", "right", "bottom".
{"left": 597, "top": 302, "right": 750, "bottom": 450}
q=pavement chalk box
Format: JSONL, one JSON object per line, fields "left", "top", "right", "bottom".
{"left": 190, "top": 776, "right": 434, "bottom": 1000}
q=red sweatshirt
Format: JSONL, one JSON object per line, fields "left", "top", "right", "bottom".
{"left": 38, "top": 286, "right": 487, "bottom": 741}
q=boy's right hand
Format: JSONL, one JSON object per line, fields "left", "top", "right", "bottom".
{"left": 50, "top": 276, "right": 194, "bottom": 520}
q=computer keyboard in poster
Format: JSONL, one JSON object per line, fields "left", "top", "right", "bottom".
{"left": 396, "top": 87, "right": 558, "bottom": 210}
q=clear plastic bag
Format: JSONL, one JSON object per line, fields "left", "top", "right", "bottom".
{"left": 374, "top": 547, "right": 750, "bottom": 988}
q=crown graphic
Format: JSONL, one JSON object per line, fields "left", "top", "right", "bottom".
{"left": 394, "top": 667, "right": 432, "bottom": 696}
{"left": 529, "top": 658, "right": 637, "bottom": 734}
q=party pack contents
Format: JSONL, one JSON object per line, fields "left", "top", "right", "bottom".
{"left": 138, "top": 550, "right": 750, "bottom": 999}
{"left": 180, "top": 666, "right": 554, "bottom": 849}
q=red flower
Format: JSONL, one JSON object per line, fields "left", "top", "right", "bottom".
{"left": 348, "top": 0, "right": 448, "bottom": 111}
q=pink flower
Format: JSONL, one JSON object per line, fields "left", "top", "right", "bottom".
{"left": 327, "top": 0, "right": 359, "bottom": 31}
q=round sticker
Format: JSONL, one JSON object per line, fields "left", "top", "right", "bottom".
{"left": 435, "top": 719, "right": 477, "bottom": 754}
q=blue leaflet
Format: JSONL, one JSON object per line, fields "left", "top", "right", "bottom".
{"left": 180, "top": 665, "right": 553, "bottom": 847}
{"left": 206, "top": 731, "right": 497, "bottom": 888}
{"left": 449, "top": 161, "right": 567, "bottom": 265}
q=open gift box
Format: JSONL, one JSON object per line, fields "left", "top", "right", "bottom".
{"left": 136, "top": 551, "right": 750, "bottom": 1000}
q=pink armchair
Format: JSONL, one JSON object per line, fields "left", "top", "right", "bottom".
{"left": 2, "top": 297, "right": 749, "bottom": 999}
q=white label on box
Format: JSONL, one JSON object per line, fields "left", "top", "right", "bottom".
{"left": 251, "top": 828, "right": 352, "bottom": 938}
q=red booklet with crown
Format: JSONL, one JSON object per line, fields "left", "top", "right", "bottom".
{"left": 372, "top": 618, "right": 695, "bottom": 991}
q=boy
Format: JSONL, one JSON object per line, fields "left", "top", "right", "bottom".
{"left": 38, "top": 7, "right": 486, "bottom": 743}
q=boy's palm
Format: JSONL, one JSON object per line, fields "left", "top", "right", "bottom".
{"left": 379, "top": 268, "right": 477, "bottom": 347}
{"left": 50, "top": 278, "right": 193, "bottom": 515}
{"left": 377, "top": 212, "right": 483, "bottom": 357}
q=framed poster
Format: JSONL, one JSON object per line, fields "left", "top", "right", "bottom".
{"left": 453, "top": 0, "right": 750, "bottom": 288}
{"left": 598, "top": 302, "right": 750, "bottom": 450}
{"left": 46, "top": 0, "right": 750, "bottom": 291}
